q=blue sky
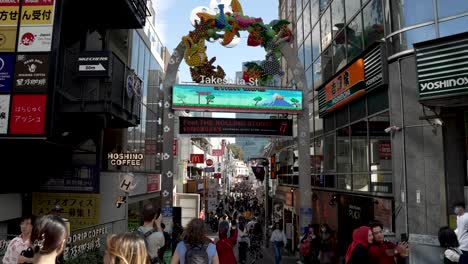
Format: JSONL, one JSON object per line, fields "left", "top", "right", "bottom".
{"left": 154, "top": 0, "right": 280, "bottom": 83}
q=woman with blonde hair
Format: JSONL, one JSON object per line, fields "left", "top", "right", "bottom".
{"left": 104, "top": 233, "right": 149, "bottom": 264}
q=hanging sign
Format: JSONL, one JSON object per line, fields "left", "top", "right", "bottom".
{"left": 77, "top": 51, "right": 112, "bottom": 78}
{"left": 190, "top": 154, "right": 204, "bottom": 164}
{"left": 9, "top": 94, "right": 47, "bottom": 134}
{"left": 14, "top": 53, "right": 49, "bottom": 91}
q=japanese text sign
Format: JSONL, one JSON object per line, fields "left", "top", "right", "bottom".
{"left": 9, "top": 94, "right": 47, "bottom": 134}
{"left": 14, "top": 53, "right": 49, "bottom": 90}
{"left": 147, "top": 174, "right": 161, "bottom": 193}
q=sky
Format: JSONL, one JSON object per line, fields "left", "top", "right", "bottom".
{"left": 154, "top": 0, "right": 280, "bottom": 83}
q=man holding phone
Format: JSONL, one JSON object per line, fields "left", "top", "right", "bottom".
{"left": 368, "top": 220, "right": 409, "bottom": 264}
{"left": 136, "top": 203, "right": 165, "bottom": 264}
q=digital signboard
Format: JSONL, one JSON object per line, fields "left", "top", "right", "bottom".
{"left": 172, "top": 84, "right": 303, "bottom": 114}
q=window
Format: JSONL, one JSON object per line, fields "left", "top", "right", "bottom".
{"left": 351, "top": 121, "right": 368, "bottom": 172}
{"left": 322, "top": 47, "right": 333, "bottom": 82}
{"left": 350, "top": 96, "right": 366, "bottom": 121}
{"left": 332, "top": 0, "right": 345, "bottom": 35}
{"left": 337, "top": 127, "right": 351, "bottom": 172}
{"left": 303, "top": 2, "right": 312, "bottom": 34}
{"left": 333, "top": 31, "right": 347, "bottom": 73}
{"left": 389, "top": 25, "right": 435, "bottom": 54}
{"left": 324, "top": 134, "right": 336, "bottom": 171}
{"left": 324, "top": 114, "right": 335, "bottom": 132}
{"left": 298, "top": 44, "right": 305, "bottom": 68}
{"left": 336, "top": 107, "right": 349, "bottom": 127}
{"left": 390, "top": 0, "right": 434, "bottom": 31}
{"left": 439, "top": 16, "right": 468, "bottom": 38}
{"left": 131, "top": 31, "right": 140, "bottom": 71}
{"left": 312, "top": 138, "right": 324, "bottom": 173}
{"left": 296, "top": 0, "right": 303, "bottom": 17}
{"left": 311, "top": 0, "right": 320, "bottom": 26}
{"left": 369, "top": 112, "right": 392, "bottom": 193}
{"left": 306, "top": 66, "right": 313, "bottom": 90}
{"left": 367, "top": 88, "right": 389, "bottom": 115}
{"left": 320, "top": 0, "right": 331, "bottom": 13}
{"left": 337, "top": 174, "right": 352, "bottom": 190}
{"left": 321, "top": 7, "right": 332, "bottom": 49}
{"left": 314, "top": 98, "right": 324, "bottom": 135}
{"left": 297, "top": 14, "right": 304, "bottom": 45}
{"left": 345, "top": 0, "right": 361, "bottom": 22}
{"left": 312, "top": 23, "right": 321, "bottom": 60}
{"left": 353, "top": 174, "right": 369, "bottom": 191}
{"left": 313, "top": 56, "right": 323, "bottom": 88}
{"left": 304, "top": 34, "right": 312, "bottom": 69}
{"left": 437, "top": 0, "right": 468, "bottom": 19}
{"left": 362, "top": 0, "right": 384, "bottom": 49}
{"left": 347, "top": 14, "right": 364, "bottom": 62}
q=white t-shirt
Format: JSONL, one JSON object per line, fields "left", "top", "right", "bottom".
{"left": 456, "top": 213, "right": 468, "bottom": 251}
{"left": 138, "top": 226, "right": 165, "bottom": 259}
{"left": 270, "top": 229, "right": 287, "bottom": 245}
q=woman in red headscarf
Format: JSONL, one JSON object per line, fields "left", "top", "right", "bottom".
{"left": 345, "top": 226, "right": 373, "bottom": 264}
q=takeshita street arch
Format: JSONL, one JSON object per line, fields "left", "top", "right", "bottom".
{"left": 160, "top": 0, "right": 311, "bottom": 234}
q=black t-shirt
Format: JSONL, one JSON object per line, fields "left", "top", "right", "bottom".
{"left": 348, "top": 244, "right": 369, "bottom": 264}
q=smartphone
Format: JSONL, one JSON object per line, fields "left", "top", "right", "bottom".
{"left": 156, "top": 208, "right": 161, "bottom": 220}
{"left": 400, "top": 233, "right": 408, "bottom": 243}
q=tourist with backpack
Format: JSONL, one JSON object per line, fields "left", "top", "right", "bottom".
{"left": 135, "top": 204, "right": 165, "bottom": 264}
{"left": 170, "top": 218, "right": 219, "bottom": 264}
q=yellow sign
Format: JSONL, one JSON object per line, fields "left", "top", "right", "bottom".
{"left": 0, "top": 6, "right": 20, "bottom": 25}
{"left": 20, "top": 5, "right": 54, "bottom": 25}
{"left": 32, "top": 192, "right": 100, "bottom": 231}
{"left": 0, "top": 26, "right": 17, "bottom": 52}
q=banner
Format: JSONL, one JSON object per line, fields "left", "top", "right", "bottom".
{"left": 0, "top": 95, "right": 10, "bottom": 134}
{"left": 32, "top": 192, "right": 100, "bottom": 230}
{"left": 179, "top": 117, "right": 293, "bottom": 137}
{"left": 147, "top": 174, "right": 161, "bottom": 193}
{"left": 9, "top": 94, "right": 47, "bottom": 134}
{"left": 172, "top": 84, "right": 303, "bottom": 114}
{"left": 0, "top": 0, "right": 20, "bottom": 52}
{"left": 14, "top": 53, "right": 49, "bottom": 91}
{"left": 0, "top": 54, "right": 15, "bottom": 92}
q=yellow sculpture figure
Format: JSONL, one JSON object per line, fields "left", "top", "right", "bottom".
{"left": 230, "top": 0, "right": 243, "bottom": 14}
{"left": 182, "top": 36, "right": 208, "bottom": 67}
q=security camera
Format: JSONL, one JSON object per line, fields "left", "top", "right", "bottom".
{"left": 385, "top": 126, "right": 401, "bottom": 133}
{"left": 431, "top": 118, "right": 443, "bottom": 126}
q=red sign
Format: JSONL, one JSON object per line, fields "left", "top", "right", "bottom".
{"left": 147, "top": 174, "right": 161, "bottom": 193}
{"left": 378, "top": 142, "right": 392, "bottom": 159}
{"left": 9, "top": 94, "right": 47, "bottom": 134}
{"left": 206, "top": 159, "right": 214, "bottom": 167}
{"left": 190, "top": 154, "right": 204, "bottom": 164}
{"left": 214, "top": 173, "right": 222, "bottom": 179}
{"left": 0, "top": 0, "right": 19, "bottom": 6}
{"left": 22, "top": 0, "right": 55, "bottom": 6}
{"left": 173, "top": 139, "right": 177, "bottom": 155}
{"left": 212, "top": 149, "right": 223, "bottom": 156}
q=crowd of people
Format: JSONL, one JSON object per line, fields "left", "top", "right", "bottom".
{"left": 6, "top": 201, "right": 468, "bottom": 263}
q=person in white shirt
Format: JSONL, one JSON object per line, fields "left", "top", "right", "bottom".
{"left": 454, "top": 202, "right": 468, "bottom": 254}
{"left": 270, "top": 223, "right": 287, "bottom": 264}
{"left": 2, "top": 216, "right": 35, "bottom": 264}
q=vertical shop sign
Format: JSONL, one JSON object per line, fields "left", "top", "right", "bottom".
{"left": 0, "top": 0, "right": 20, "bottom": 52}
{"left": 0, "top": 54, "right": 15, "bottom": 92}
{"left": 147, "top": 174, "right": 161, "bottom": 193}
{"left": 0, "top": 95, "right": 10, "bottom": 134}
{"left": 17, "top": 0, "right": 56, "bottom": 52}
{"left": 9, "top": 94, "right": 47, "bottom": 134}
{"left": 14, "top": 53, "right": 49, "bottom": 90}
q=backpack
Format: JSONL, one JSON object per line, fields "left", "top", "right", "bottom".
{"left": 299, "top": 239, "right": 311, "bottom": 257}
{"left": 134, "top": 227, "right": 159, "bottom": 264}
{"left": 185, "top": 242, "right": 209, "bottom": 264}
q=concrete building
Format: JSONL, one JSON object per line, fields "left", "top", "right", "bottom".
{"left": 276, "top": 0, "right": 468, "bottom": 261}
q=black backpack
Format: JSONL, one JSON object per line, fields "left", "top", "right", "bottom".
{"left": 185, "top": 242, "right": 209, "bottom": 264}
{"left": 134, "top": 227, "right": 159, "bottom": 264}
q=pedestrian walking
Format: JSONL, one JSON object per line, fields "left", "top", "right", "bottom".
{"left": 319, "top": 224, "right": 336, "bottom": 264}
{"left": 270, "top": 222, "right": 287, "bottom": 264}
{"left": 438, "top": 226, "right": 468, "bottom": 264}
{"left": 249, "top": 222, "right": 264, "bottom": 263}
{"left": 454, "top": 202, "right": 468, "bottom": 254}
{"left": 238, "top": 222, "right": 250, "bottom": 264}
{"left": 30, "top": 215, "right": 68, "bottom": 264}
{"left": 344, "top": 226, "right": 373, "bottom": 264}
{"left": 216, "top": 219, "right": 238, "bottom": 264}
{"left": 2, "top": 215, "right": 35, "bottom": 264}
{"left": 135, "top": 204, "right": 165, "bottom": 264}
{"left": 170, "top": 218, "right": 219, "bottom": 264}
{"left": 104, "top": 233, "right": 148, "bottom": 264}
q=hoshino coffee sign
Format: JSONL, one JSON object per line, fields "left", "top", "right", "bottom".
{"left": 415, "top": 34, "right": 468, "bottom": 100}
{"left": 108, "top": 152, "right": 143, "bottom": 166}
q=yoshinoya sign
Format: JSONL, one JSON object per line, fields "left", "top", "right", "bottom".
{"left": 172, "top": 84, "right": 303, "bottom": 114}
{"left": 415, "top": 33, "right": 468, "bottom": 100}
{"left": 179, "top": 116, "right": 293, "bottom": 137}
{"left": 14, "top": 53, "right": 49, "bottom": 90}
{"left": 317, "top": 43, "right": 387, "bottom": 116}
{"left": 77, "top": 51, "right": 112, "bottom": 78}
{"left": 107, "top": 152, "right": 144, "bottom": 166}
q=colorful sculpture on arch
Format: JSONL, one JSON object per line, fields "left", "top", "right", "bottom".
{"left": 183, "top": 0, "right": 293, "bottom": 86}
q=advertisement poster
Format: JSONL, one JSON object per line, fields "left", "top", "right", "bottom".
{"left": 147, "top": 174, "right": 161, "bottom": 193}
{"left": 32, "top": 192, "right": 100, "bottom": 230}
{"left": 179, "top": 117, "right": 293, "bottom": 137}
{"left": 17, "top": 26, "right": 53, "bottom": 52}
{"left": 9, "top": 94, "right": 47, "bottom": 134}
{"left": 0, "top": 1, "right": 20, "bottom": 52}
{"left": 0, "top": 95, "right": 10, "bottom": 134}
{"left": 14, "top": 53, "right": 49, "bottom": 90}
{"left": 0, "top": 54, "right": 15, "bottom": 92}
{"left": 172, "top": 84, "right": 303, "bottom": 114}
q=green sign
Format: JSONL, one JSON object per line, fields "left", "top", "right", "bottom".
{"left": 172, "top": 84, "right": 303, "bottom": 114}
{"left": 415, "top": 36, "right": 468, "bottom": 100}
